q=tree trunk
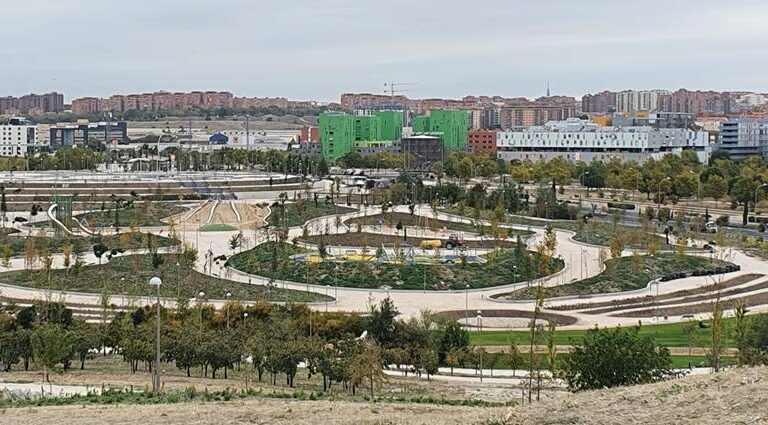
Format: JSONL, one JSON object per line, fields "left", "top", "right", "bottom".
{"left": 743, "top": 202, "right": 749, "bottom": 226}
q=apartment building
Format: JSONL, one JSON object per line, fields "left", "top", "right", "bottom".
{"left": 468, "top": 129, "right": 497, "bottom": 154}
{"left": 496, "top": 118, "right": 711, "bottom": 163}
{"left": 0, "top": 117, "right": 36, "bottom": 157}
{"left": 718, "top": 119, "right": 768, "bottom": 159}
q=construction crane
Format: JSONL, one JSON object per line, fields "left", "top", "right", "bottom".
{"left": 384, "top": 82, "right": 417, "bottom": 96}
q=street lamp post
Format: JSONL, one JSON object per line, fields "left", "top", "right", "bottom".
{"left": 149, "top": 276, "right": 162, "bottom": 392}
{"left": 477, "top": 310, "right": 483, "bottom": 383}
{"left": 325, "top": 285, "right": 329, "bottom": 312}
{"left": 225, "top": 291, "right": 232, "bottom": 329}
{"left": 465, "top": 284, "right": 470, "bottom": 327}
{"left": 754, "top": 183, "right": 768, "bottom": 212}
{"left": 198, "top": 291, "right": 205, "bottom": 326}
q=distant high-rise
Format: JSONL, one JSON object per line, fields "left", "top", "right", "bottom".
{"left": 0, "top": 92, "right": 64, "bottom": 115}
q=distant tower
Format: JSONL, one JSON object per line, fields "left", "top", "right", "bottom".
{"left": 546, "top": 81, "right": 551, "bottom": 97}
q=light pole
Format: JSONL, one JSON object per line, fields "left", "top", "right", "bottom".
{"left": 149, "top": 276, "right": 162, "bottom": 392}
{"left": 198, "top": 291, "right": 205, "bottom": 326}
{"left": 325, "top": 285, "right": 330, "bottom": 312}
{"left": 464, "top": 284, "right": 470, "bottom": 327}
{"left": 225, "top": 291, "right": 232, "bottom": 329}
{"left": 754, "top": 183, "right": 768, "bottom": 212}
{"left": 477, "top": 310, "right": 483, "bottom": 383}
{"left": 578, "top": 171, "right": 590, "bottom": 192}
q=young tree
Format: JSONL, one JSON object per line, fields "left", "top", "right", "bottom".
{"left": 733, "top": 301, "right": 751, "bottom": 366}
{"left": 708, "top": 300, "right": 725, "bottom": 372}
{"left": 508, "top": 336, "right": 523, "bottom": 377}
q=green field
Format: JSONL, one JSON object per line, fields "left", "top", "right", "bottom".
{"left": 493, "top": 253, "right": 730, "bottom": 300}
{"left": 470, "top": 318, "right": 738, "bottom": 348}
{"left": 0, "top": 253, "right": 331, "bottom": 303}
{"left": 268, "top": 202, "right": 356, "bottom": 228}
{"left": 198, "top": 223, "right": 239, "bottom": 232}
{"left": 227, "top": 242, "right": 563, "bottom": 291}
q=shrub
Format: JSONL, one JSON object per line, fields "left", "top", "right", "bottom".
{"left": 562, "top": 326, "right": 680, "bottom": 391}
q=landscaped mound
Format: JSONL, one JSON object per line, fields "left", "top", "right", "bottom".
{"left": 227, "top": 242, "right": 563, "bottom": 290}
{"left": 492, "top": 254, "right": 734, "bottom": 301}
{"left": 0, "top": 253, "right": 331, "bottom": 303}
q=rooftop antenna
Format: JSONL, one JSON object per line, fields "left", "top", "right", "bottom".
{"left": 546, "top": 81, "right": 551, "bottom": 97}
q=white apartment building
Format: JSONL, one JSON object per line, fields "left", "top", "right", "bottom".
{"left": 496, "top": 118, "right": 711, "bottom": 163}
{"left": 615, "top": 89, "right": 669, "bottom": 113}
{"left": 0, "top": 118, "right": 36, "bottom": 157}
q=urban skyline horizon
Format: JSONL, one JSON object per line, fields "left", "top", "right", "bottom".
{"left": 3, "top": 85, "right": 768, "bottom": 106}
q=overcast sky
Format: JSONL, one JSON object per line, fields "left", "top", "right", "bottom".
{"left": 3, "top": 0, "right": 768, "bottom": 102}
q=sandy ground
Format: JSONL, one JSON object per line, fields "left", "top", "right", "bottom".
{"left": 1, "top": 398, "right": 505, "bottom": 425}
{"left": 8, "top": 368, "right": 768, "bottom": 424}
{"left": 502, "top": 366, "right": 768, "bottom": 425}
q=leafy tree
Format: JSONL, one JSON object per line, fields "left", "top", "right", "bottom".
{"left": 702, "top": 175, "right": 728, "bottom": 207}
{"left": 367, "top": 298, "right": 398, "bottom": 346}
{"left": 562, "top": 326, "right": 677, "bottom": 391}
{"left": 437, "top": 321, "right": 469, "bottom": 362}
{"left": 31, "top": 324, "right": 75, "bottom": 382}
{"left": 731, "top": 176, "right": 758, "bottom": 225}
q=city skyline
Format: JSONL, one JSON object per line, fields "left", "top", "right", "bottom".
{"left": 4, "top": 0, "right": 768, "bottom": 101}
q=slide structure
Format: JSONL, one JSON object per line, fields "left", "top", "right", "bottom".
{"left": 46, "top": 204, "right": 74, "bottom": 236}
{"left": 230, "top": 201, "right": 242, "bottom": 223}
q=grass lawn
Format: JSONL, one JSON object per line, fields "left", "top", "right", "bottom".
{"left": 493, "top": 253, "right": 731, "bottom": 300}
{"left": 346, "top": 212, "right": 534, "bottom": 238}
{"left": 227, "top": 242, "right": 563, "bottom": 291}
{"left": 470, "top": 318, "right": 739, "bottom": 348}
{"left": 0, "top": 231, "right": 178, "bottom": 257}
{"left": 198, "top": 223, "right": 239, "bottom": 232}
{"left": 39, "top": 202, "right": 188, "bottom": 229}
{"left": 440, "top": 206, "right": 666, "bottom": 249}
{"left": 267, "top": 202, "right": 356, "bottom": 228}
{"left": 0, "top": 253, "right": 330, "bottom": 303}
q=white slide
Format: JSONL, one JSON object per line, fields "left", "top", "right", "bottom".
{"left": 230, "top": 201, "right": 242, "bottom": 223}
{"left": 46, "top": 204, "right": 74, "bottom": 236}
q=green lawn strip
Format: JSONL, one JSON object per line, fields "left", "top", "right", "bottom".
{"left": 0, "top": 253, "right": 330, "bottom": 303}
{"left": 1, "top": 231, "right": 178, "bottom": 257}
{"left": 433, "top": 350, "right": 732, "bottom": 371}
{"left": 198, "top": 223, "right": 239, "bottom": 232}
{"left": 268, "top": 203, "right": 357, "bottom": 228}
{"left": 470, "top": 318, "right": 738, "bottom": 348}
{"left": 493, "top": 254, "right": 731, "bottom": 300}
{"left": 227, "top": 242, "right": 562, "bottom": 291}
{"left": 346, "top": 212, "right": 533, "bottom": 237}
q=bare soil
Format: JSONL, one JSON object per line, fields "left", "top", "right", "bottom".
{"left": 503, "top": 366, "right": 768, "bottom": 425}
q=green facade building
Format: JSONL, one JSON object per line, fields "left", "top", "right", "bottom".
{"left": 319, "top": 113, "right": 356, "bottom": 161}
{"left": 412, "top": 110, "right": 468, "bottom": 150}
{"left": 375, "top": 111, "right": 403, "bottom": 141}
{"left": 320, "top": 111, "right": 404, "bottom": 161}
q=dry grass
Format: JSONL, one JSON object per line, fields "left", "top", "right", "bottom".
{"left": 501, "top": 367, "right": 768, "bottom": 425}
{"left": 1, "top": 398, "right": 505, "bottom": 425}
